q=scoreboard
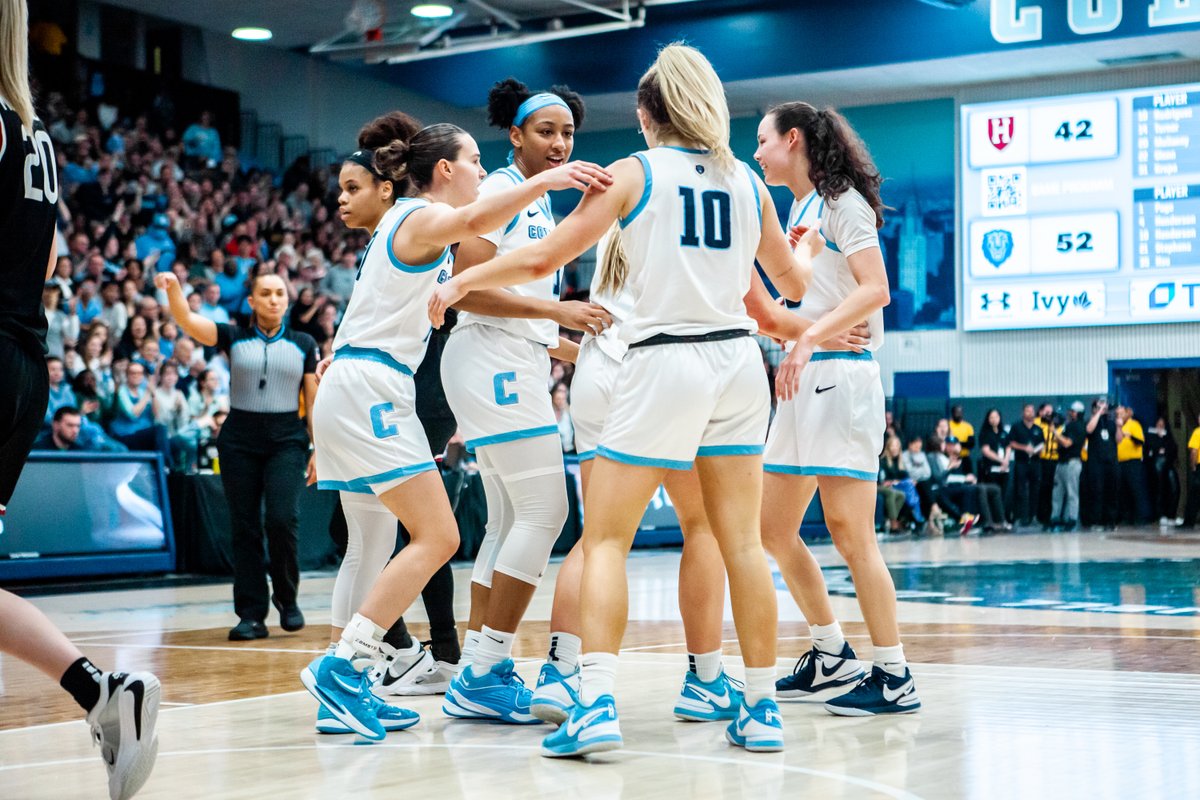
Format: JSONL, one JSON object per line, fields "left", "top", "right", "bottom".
{"left": 960, "top": 82, "right": 1200, "bottom": 331}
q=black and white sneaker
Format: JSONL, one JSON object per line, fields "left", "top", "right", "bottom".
{"left": 776, "top": 643, "right": 866, "bottom": 701}
{"left": 825, "top": 665, "right": 921, "bottom": 716}
{"left": 371, "top": 643, "right": 456, "bottom": 697}
{"left": 87, "top": 671, "right": 161, "bottom": 800}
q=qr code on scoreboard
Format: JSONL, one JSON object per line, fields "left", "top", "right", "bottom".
{"left": 981, "top": 168, "right": 1026, "bottom": 216}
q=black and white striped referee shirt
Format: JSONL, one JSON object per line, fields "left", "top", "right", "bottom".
{"left": 215, "top": 323, "right": 318, "bottom": 414}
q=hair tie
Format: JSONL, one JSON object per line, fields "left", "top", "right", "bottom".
{"left": 345, "top": 149, "right": 383, "bottom": 179}
{"left": 513, "top": 93, "right": 570, "bottom": 127}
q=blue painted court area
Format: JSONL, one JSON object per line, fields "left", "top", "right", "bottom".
{"left": 776, "top": 559, "right": 1200, "bottom": 616}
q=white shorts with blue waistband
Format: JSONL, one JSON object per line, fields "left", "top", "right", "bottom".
{"left": 312, "top": 347, "right": 436, "bottom": 496}
{"left": 763, "top": 350, "right": 884, "bottom": 482}
{"left": 440, "top": 323, "right": 556, "bottom": 453}
{"left": 597, "top": 336, "right": 769, "bottom": 470}
{"left": 570, "top": 338, "right": 620, "bottom": 462}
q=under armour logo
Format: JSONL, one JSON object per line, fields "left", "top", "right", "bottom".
{"left": 980, "top": 292, "right": 1011, "bottom": 311}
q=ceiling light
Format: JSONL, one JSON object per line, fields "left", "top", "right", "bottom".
{"left": 232, "top": 27, "right": 273, "bottom": 41}
{"left": 411, "top": 4, "right": 454, "bottom": 19}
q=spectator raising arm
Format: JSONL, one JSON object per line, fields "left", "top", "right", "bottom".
{"left": 156, "top": 272, "right": 217, "bottom": 347}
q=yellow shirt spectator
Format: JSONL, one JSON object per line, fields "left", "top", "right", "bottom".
{"left": 1035, "top": 419, "right": 1060, "bottom": 461}
{"left": 1189, "top": 427, "right": 1200, "bottom": 463}
{"left": 949, "top": 419, "right": 975, "bottom": 457}
{"left": 1117, "top": 418, "right": 1144, "bottom": 462}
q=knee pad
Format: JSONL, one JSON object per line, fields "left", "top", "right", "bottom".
{"left": 492, "top": 466, "right": 569, "bottom": 586}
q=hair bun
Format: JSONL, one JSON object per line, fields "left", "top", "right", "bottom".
{"left": 487, "top": 77, "right": 531, "bottom": 130}
{"left": 373, "top": 139, "right": 412, "bottom": 183}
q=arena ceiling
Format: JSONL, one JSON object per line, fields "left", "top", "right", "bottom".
{"left": 98, "top": 0, "right": 1200, "bottom": 117}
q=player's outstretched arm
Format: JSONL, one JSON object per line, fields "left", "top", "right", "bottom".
{"left": 428, "top": 158, "right": 640, "bottom": 327}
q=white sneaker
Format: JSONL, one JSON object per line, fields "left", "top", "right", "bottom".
{"left": 371, "top": 645, "right": 456, "bottom": 696}
{"left": 87, "top": 671, "right": 161, "bottom": 800}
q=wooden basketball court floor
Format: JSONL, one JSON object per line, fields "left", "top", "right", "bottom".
{"left": 2, "top": 532, "right": 1199, "bottom": 799}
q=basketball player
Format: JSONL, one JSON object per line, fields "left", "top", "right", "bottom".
{"left": 0, "top": 0, "right": 159, "bottom": 795}
{"left": 325, "top": 111, "right": 609, "bottom": 718}
{"left": 530, "top": 226, "right": 868, "bottom": 726}
{"left": 754, "top": 102, "right": 920, "bottom": 715}
{"left": 429, "top": 43, "right": 819, "bottom": 756}
{"left": 439, "top": 78, "right": 611, "bottom": 725}
{"left": 300, "top": 116, "right": 611, "bottom": 740}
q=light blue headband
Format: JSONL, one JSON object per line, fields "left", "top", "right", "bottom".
{"left": 514, "top": 93, "right": 570, "bottom": 127}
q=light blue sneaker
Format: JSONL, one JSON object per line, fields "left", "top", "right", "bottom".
{"left": 673, "top": 670, "right": 744, "bottom": 722}
{"left": 531, "top": 663, "right": 580, "bottom": 724}
{"left": 442, "top": 658, "right": 541, "bottom": 724}
{"left": 315, "top": 695, "right": 420, "bottom": 734}
{"left": 725, "top": 697, "right": 785, "bottom": 752}
{"left": 300, "top": 655, "right": 385, "bottom": 741}
{"left": 540, "top": 694, "right": 623, "bottom": 758}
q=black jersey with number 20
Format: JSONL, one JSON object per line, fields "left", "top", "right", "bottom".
{"left": 0, "top": 100, "right": 59, "bottom": 355}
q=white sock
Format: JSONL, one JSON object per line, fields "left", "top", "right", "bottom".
{"left": 547, "top": 632, "right": 581, "bottom": 675}
{"left": 743, "top": 667, "right": 777, "bottom": 706}
{"left": 688, "top": 649, "right": 723, "bottom": 683}
{"left": 579, "top": 652, "right": 619, "bottom": 706}
{"left": 461, "top": 629, "right": 482, "bottom": 667}
{"left": 809, "top": 621, "right": 846, "bottom": 656}
{"left": 873, "top": 644, "right": 907, "bottom": 677}
{"left": 469, "top": 626, "right": 515, "bottom": 677}
{"left": 335, "top": 613, "right": 386, "bottom": 663}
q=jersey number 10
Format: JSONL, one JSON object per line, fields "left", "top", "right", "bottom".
{"left": 679, "top": 187, "right": 731, "bottom": 250}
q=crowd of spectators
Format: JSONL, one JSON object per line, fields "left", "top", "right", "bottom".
{"left": 878, "top": 403, "right": 1200, "bottom": 535}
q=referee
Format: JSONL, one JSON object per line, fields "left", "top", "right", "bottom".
{"left": 157, "top": 270, "right": 318, "bottom": 640}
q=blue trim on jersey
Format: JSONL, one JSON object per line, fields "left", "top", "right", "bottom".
{"left": 764, "top": 464, "right": 876, "bottom": 482}
{"left": 811, "top": 351, "right": 872, "bottom": 362}
{"left": 386, "top": 200, "right": 450, "bottom": 273}
{"left": 503, "top": 214, "right": 521, "bottom": 234}
{"left": 596, "top": 445, "right": 691, "bottom": 471}
{"left": 576, "top": 449, "right": 596, "bottom": 462}
{"left": 742, "top": 162, "right": 762, "bottom": 229}
{"left": 466, "top": 424, "right": 558, "bottom": 452}
{"left": 662, "top": 146, "right": 710, "bottom": 154}
{"left": 621, "top": 152, "right": 653, "bottom": 229}
{"left": 253, "top": 325, "right": 286, "bottom": 344}
{"left": 697, "top": 444, "right": 765, "bottom": 457}
{"left": 333, "top": 346, "right": 414, "bottom": 375}
{"left": 317, "top": 461, "right": 438, "bottom": 493}
{"left": 825, "top": 239, "right": 842, "bottom": 253}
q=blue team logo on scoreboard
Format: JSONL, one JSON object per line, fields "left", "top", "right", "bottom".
{"left": 982, "top": 229, "right": 1014, "bottom": 268}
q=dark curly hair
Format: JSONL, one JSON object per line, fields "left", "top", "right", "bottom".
{"left": 352, "top": 111, "right": 423, "bottom": 194}
{"left": 486, "top": 77, "right": 586, "bottom": 130}
{"left": 767, "top": 102, "right": 886, "bottom": 229}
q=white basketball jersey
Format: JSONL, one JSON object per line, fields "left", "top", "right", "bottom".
{"left": 617, "top": 147, "right": 760, "bottom": 343}
{"left": 332, "top": 198, "right": 452, "bottom": 372}
{"left": 787, "top": 187, "right": 885, "bottom": 352}
{"left": 456, "top": 165, "right": 562, "bottom": 347}
{"left": 587, "top": 231, "right": 636, "bottom": 361}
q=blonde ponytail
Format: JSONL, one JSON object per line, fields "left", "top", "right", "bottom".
{"left": 638, "top": 43, "right": 734, "bottom": 171}
{"left": 595, "top": 222, "right": 628, "bottom": 299}
{"left": 0, "top": 0, "right": 35, "bottom": 133}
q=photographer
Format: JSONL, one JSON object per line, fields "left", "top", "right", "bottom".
{"left": 1085, "top": 397, "right": 1118, "bottom": 530}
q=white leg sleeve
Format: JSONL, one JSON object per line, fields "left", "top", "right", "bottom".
{"left": 486, "top": 435, "right": 569, "bottom": 587}
{"left": 470, "top": 447, "right": 514, "bottom": 589}
{"left": 330, "top": 492, "right": 399, "bottom": 629}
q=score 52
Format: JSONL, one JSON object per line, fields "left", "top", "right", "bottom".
{"left": 1032, "top": 99, "right": 1117, "bottom": 163}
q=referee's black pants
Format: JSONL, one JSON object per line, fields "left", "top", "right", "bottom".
{"left": 0, "top": 336, "right": 49, "bottom": 507}
{"left": 217, "top": 410, "right": 310, "bottom": 624}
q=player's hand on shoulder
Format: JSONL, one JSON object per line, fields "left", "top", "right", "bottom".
{"left": 538, "top": 161, "right": 613, "bottom": 193}
{"left": 793, "top": 225, "right": 825, "bottom": 257}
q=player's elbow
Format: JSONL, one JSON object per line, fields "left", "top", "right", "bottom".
{"left": 869, "top": 283, "right": 891, "bottom": 310}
